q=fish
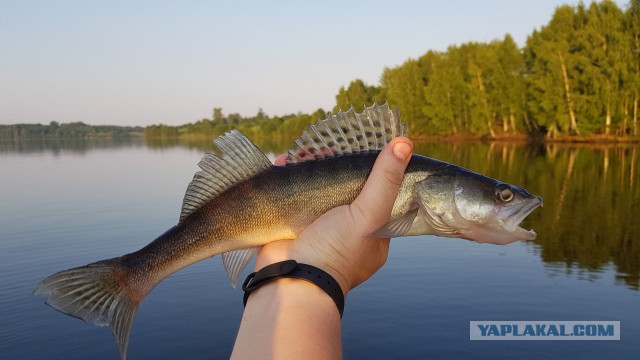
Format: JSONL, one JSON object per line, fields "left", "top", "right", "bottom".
{"left": 34, "top": 103, "right": 543, "bottom": 359}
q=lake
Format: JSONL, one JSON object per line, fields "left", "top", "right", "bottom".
{"left": 0, "top": 137, "right": 638, "bottom": 359}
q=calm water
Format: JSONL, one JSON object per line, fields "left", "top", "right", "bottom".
{"left": 0, "top": 138, "right": 638, "bottom": 359}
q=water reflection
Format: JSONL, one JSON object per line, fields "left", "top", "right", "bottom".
{"left": 3, "top": 137, "right": 638, "bottom": 290}
{"left": 0, "top": 137, "right": 145, "bottom": 155}
{"left": 533, "top": 144, "right": 639, "bottom": 290}
{"left": 143, "top": 136, "right": 293, "bottom": 154}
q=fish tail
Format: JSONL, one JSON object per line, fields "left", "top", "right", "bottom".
{"left": 34, "top": 257, "right": 141, "bottom": 360}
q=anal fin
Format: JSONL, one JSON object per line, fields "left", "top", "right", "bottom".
{"left": 221, "top": 247, "right": 261, "bottom": 288}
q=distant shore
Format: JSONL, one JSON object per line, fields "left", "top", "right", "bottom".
{"left": 2, "top": 122, "right": 638, "bottom": 145}
{"left": 142, "top": 132, "right": 640, "bottom": 145}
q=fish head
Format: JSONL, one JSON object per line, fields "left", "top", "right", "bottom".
{"left": 416, "top": 168, "right": 543, "bottom": 245}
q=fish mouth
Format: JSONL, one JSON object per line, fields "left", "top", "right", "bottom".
{"left": 453, "top": 195, "right": 543, "bottom": 245}
{"left": 497, "top": 196, "right": 544, "bottom": 240}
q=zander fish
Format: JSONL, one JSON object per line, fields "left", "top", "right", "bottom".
{"left": 34, "top": 103, "right": 543, "bottom": 359}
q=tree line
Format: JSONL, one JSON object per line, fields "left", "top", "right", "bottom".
{"left": 0, "top": 121, "right": 143, "bottom": 139}
{"left": 339, "top": 0, "right": 640, "bottom": 138}
{"left": 3, "top": 1, "right": 638, "bottom": 141}
{"left": 147, "top": 0, "right": 640, "bottom": 141}
{"left": 144, "top": 107, "right": 328, "bottom": 140}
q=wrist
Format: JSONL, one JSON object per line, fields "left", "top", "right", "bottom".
{"left": 286, "top": 257, "right": 350, "bottom": 298}
{"left": 245, "top": 277, "right": 338, "bottom": 315}
{"left": 254, "top": 242, "right": 351, "bottom": 297}
{"left": 244, "top": 260, "right": 345, "bottom": 317}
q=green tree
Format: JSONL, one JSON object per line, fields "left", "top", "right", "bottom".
{"left": 311, "top": 108, "right": 327, "bottom": 122}
{"left": 626, "top": 0, "right": 640, "bottom": 136}
{"left": 492, "top": 34, "right": 527, "bottom": 133}
{"left": 578, "top": 1, "right": 627, "bottom": 134}
{"left": 333, "top": 79, "right": 382, "bottom": 113}
{"left": 525, "top": 5, "right": 581, "bottom": 136}
{"left": 212, "top": 108, "right": 224, "bottom": 123}
{"left": 381, "top": 59, "right": 428, "bottom": 134}
{"left": 423, "top": 50, "right": 464, "bottom": 134}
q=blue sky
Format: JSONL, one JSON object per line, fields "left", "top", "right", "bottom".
{"left": 1, "top": 0, "right": 629, "bottom": 126}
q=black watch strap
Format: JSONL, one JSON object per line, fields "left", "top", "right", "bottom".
{"left": 242, "top": 260, "right": 345, "bottom": 318}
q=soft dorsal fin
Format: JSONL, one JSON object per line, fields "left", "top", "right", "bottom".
{"left": 286, "top": 103, "right": 407, "bottom": 164}
{"left": 180, "top": 130, "right": 272, "bottom": 221}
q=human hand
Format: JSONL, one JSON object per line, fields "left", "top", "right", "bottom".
{"left": 257, "top": 137, "right": 413, "bottom": 296}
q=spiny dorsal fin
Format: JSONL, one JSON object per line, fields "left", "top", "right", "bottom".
{"left": 286, "top": 102, "right": 407, "bottom": 164}
{"left": 180, "top": 130, "right": 272, "bottom": 221}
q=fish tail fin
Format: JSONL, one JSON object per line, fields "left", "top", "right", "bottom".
{"left": 34, "top": 257, "right": 141, "bottom": 360}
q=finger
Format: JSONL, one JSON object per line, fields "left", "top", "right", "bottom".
{"left": 350, "top": 137, "right": 412, "bottom": 231}
{"left": 274, "top": 153, "right": 288, "bottom": 166}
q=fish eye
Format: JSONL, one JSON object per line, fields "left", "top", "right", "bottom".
{"left": 495, "top": 185, "right": 514, "bottom": 202}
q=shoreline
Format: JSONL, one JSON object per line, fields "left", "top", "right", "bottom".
{"left": 2, "top": 132, "right": 639, "bottom": 144}
{"left": 410, "top": 132, "right": 640, "bottom": 144}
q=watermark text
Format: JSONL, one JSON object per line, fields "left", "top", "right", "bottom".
{"left": 470, "top": 321, "right": 620, "bottom": 340}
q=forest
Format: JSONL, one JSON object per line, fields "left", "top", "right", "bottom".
{"left": 3, "top": 0, "right": 639, "bottom": 142}
{"left": 364, "top": 0, "right": 640, "bottom": 139}
{"left": 147, "top": 0, "right": 640, "bottom": 141}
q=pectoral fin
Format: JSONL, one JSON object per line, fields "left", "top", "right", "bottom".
{"left": 368, "top": 209, "right": 419, "bottom": 238}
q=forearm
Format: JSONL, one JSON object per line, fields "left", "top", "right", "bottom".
{"left": 231, "top": 278, "right": 342, "bottom": 359}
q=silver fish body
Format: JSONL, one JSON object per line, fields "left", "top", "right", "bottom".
{"left": 34, "top": 104, "right": 542, "bottom": 359}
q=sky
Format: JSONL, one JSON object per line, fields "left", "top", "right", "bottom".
{"left": 1, "top": 0, "right": 630, "bottom": 126}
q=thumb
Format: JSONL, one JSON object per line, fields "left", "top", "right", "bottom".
{"left": 350, "top": 137, "right": 413, "bottom": 233}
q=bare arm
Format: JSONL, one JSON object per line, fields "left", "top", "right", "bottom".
{"left": 231, "top": 138, "right": 413, "bottom": 359}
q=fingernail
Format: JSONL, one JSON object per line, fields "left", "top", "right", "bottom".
{"left": 392, "top": 142, "right": 412, "bottom": 160}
